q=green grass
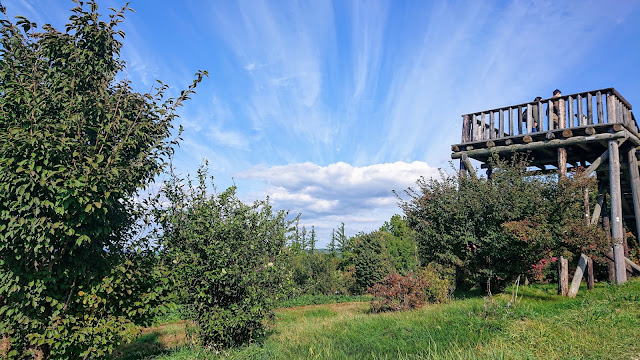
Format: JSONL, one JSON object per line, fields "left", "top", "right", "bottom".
{"left": 115, "top": 279, "right": 640, "bottom": 359}
{"left": 275, "top": 294, "right": 373, "bottom": 308}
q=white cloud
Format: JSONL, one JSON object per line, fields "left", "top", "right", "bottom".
{"left": 238, "top": 160, "right": 438, "bottom": 246}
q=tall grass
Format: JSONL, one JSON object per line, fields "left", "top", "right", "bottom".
{"left": 116, "top": 279, "right": 640, "bottom": 359}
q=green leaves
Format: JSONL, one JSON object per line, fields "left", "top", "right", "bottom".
{"left": 151, "top": 163, "right": 291, "bottom": 349}
{"left": 0, "top": 1, "right": 204, "bottom": 358}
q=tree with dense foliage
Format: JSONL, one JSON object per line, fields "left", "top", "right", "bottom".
{"left": 152, "top": 164, "right": 292, "bottom": 349}
{"left": 0, "top": 2, "right": 205, "bottom": 358}
{"left": 400, "top": 156, "right": 609, "bottom": 289}
{"left": 351, "top": 231, "right": 393, "bottom": 294}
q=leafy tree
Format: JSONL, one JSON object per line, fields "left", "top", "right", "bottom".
{"left": 351, "top": 232, "right": 393, "bottom": 294}
{"left": 400, "top": 156, "right": 608, "bottom": 289}
{"left": 0, "top": 2, "right": 205, "bottom": 358}
{"left": 152, "top": 164, "right": 292, "bottom": 349}
{"left": 380, "top": 215, "right": 419, "bottom": 273}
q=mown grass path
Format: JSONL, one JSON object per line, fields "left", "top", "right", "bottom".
{"left": 116, "top": 279, "right": 640, "bottom": 359}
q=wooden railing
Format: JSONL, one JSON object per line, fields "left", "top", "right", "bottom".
{"left": 460, "top": 88, "right": 635, "bottom": 144}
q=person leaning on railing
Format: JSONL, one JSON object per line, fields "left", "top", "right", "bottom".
{"left": 523, "top": 96, "right": 542, "bottom": 132}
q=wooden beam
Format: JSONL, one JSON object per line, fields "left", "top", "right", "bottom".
{"left": 591, "top": 193, "right": 604, "bottom": 225}
{"left": 627, "top": 144, "right": 640, "bottom": 246}
{"left": 625, "top": 257, "right": 640, "bottom": 274}
{"left": 585, "top": 149, "right": 609, "bottom": 176}
{"left": 597, "top": 91, "right": 604, "bottom": 124}
{"left": 568, "top": 253, "right": 589, "bottom": 298}
{"left": 461, "top": 153, "right": 476, "bottom": 178}
{"left": 609, "top": 139, "right": 628, "bottom": 284}
{"left": 451, "top": 132, "right": 627, "bottom": 160}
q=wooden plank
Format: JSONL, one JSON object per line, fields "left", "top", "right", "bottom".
{"left": 526, "top": 104, "right": 532, "bottom": 134}
{"left": 461, "top": 115, "right": 471, "bottom": 143}
{"left": 499, "top": 109, "right": 505, "bottom": 138}
{"left": 623, "top": 105, "right": 630, "bottom": 128}
{"left": 490, "top": 111, "right": 495, "bottom": 139}
{"left": 568, "top": 253, "right": 589, "bottom": 297}
{"left": 597, "top": 91, "right": 604, "bottom": 124}
{"left": 558, "top": 256, "right": 569, "bottom": 296}
{"left": 609, "top": 139, "right": 628, "bottom": 284}
{"left": 481, "top": 113, "right": 487, "bottom": 140}
{"left": 548, "top": 100, "right": 554, "bottom": 130}
{"left": 537, "top": 99, "right": 543, "bottom": 132}
{"left": 558, "top": 147, "right": 567, "bottom": 178}
{"left": 568, "top": 95, "right": 574, "bottom": 127}
{"left": 627, "top": 145, "right": 640, "bottom": 247}
{"left": 587, "top": 92, "right": 593, "bottom": 125}
{"left": 508, "top": 107, "right": 513, "bottom": 136}
{"left": 517, "top": 105, "right": 523, "bottom": 135}
{"left": 471, "top": 114, "right": 477, "bottom": 141}
{"left": 559, "top": 98, "right": 566, "bottom": 129}
{"left": 607, "top": 93, "right": 615, "bottom": 123}
{"left": 578, "top": 94, "right": 584, "bottom": 126}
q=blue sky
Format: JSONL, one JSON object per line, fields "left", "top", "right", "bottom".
{"left": 6, "top": 0, "right": 640, "bottom": 247}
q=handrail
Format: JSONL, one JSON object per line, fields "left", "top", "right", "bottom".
{"left": 459, "top": 88, "right": 636, "bottom": 144}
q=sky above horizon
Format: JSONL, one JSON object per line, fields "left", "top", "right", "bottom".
{"left": 6, "top": 0, "right": 640, "bottom": 247}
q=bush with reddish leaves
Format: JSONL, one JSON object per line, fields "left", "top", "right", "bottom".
{"left": 368, "top": 266, "right": 451, "bottom": 313}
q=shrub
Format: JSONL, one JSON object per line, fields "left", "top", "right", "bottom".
{"left": 401, "top": 155, "right": 607, "bottom": 289}
{"left": 152, "top": 164, "right": 292, "bottom": 349}
{"left": 0, "top": 2, "right": 204, "bottom": 357}
{"left": 368, "top": 267, "right": 450, "bottom": 313}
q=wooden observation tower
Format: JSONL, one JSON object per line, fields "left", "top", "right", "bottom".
{"left": 450, "top": 88, "right": 637, "bottom": 286}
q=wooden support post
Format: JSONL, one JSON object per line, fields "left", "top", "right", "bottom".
{"left": 558, "top": 149, "right": 569, "bottom": 295}
{"left": 584, "top": 187, "right": 590, "bottom": 225}
{"left": 558, "top": 257, "right": 569, "bottom": 296}
{"left": 627, "top": 145, "right": 640, "bottom": 246}
{"left": 568, "top": 253, "right": 589, "bottom": 297}
{"left": 558, "top": 147, "right": 567, "bottom": 178}
{"left": 608, "top": 139, "right": 627, "bottom": 284}
{"left": 587, "top": 257, "right": 594, "bottom": 290}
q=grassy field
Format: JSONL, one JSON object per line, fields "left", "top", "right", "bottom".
{"left": 115, "top": 279, "right": 640, "bottom": 359}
